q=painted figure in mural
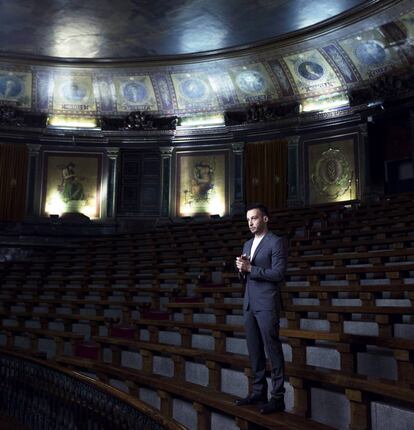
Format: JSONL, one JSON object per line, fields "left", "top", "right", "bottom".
{"left": 124, "top": 82, "right": 147, "bottom": 103}
{"left": 0, "top": 76, "right": 22, "bottom": 99}
{"left": 158, "top": 78, "right": 172, "bottom": 108}
{"left": 270, "top": 63, "right": 291, "bottom": 94}
{"left": 181, "top": 78, "right": 207, "bottom": 100}
{"left": 355, "top": 40, "right": 386, "bottom": 65}
{"left": 191, "top": 162, "right": 214, "bottom": 200}
{"left": 236, "top": 70, "right": 266, "bottom": 93}
{"left": 298, "top": 61, "right": 324, "bottom": 81}
{"left": 61, "top": 83, "right": 87, "bottom": 102}
{"left": 235, "top": 203, "right": 288, "bottom": 414}
{"left": 99, "top": 80, "right": 112, "bottom": 111}
{"left": 58, "top": 162, "right": 85, "bottom": 202}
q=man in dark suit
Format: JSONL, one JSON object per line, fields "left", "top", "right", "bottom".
{"left": 235, "top": 203, "right": 288, "bottom": 414}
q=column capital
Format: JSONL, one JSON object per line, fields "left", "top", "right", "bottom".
{"left": 106, "top": 147, "right": 119, "bottom": 160}
{"left": 27, "top": 144, "right": 42, "bottom": 155}
{"left": 358, "top": 123, "right": 368, "bottom": 138}
{"left": 287, "top": 135, "right": 300, "bottom": 145}
{"left": 231, "top": 142, "right": 245, "bottom": 154}
{"left": 160, "top": 146, "right": 174, "bottom": 158}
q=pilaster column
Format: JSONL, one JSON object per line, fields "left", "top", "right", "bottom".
{"left": 231, "top": 142, "right": 245, "bottom": 215}
{"left": 160, "top": 146, "right": 173, "bottom": 217}
{"left": 358, "top": 124, "right": 368, "bottom": 200}
{"left": 106, "top": 148, "right": 119, "bottom": 218}
{"left": 287, "top": 136, "right": 302, "bottom": 207}
{"left": 410, "top": 110, "right": 414, "bottom": 173}
{"left": 26, "top": 144, "right": 42, "bottom": 216}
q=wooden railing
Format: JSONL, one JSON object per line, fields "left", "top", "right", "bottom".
{"left": 0, "top": 349, "right": 185, "bottom": 430}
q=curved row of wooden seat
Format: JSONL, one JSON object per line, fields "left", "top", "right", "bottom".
{"left": 1, "top": 193, "right": 414, "bottom": 429}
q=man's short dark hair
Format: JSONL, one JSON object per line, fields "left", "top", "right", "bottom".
{"left": 246, "top": 203, "right": 270, "bottom": 218}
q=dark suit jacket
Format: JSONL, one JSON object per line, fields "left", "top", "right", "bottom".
{"left": 240, "top": 231, "right": 288, "bottom": 313}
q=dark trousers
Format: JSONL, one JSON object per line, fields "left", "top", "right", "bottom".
{"left": 244, "top": 308, "right": 285, "bottom": 399}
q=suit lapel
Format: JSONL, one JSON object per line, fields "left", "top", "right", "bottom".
{"left": 250, "top": 233, "right": 269, "bottom": 263}
{"left": 245, "top": 239, "right": 253, "bottom": 259}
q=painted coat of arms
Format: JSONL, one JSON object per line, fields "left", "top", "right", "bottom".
{"left": 311, "top": 147, "right": 354, "bottom": 201}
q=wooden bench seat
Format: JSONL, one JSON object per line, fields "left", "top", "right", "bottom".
{"left": 165, "top": 302, "right": 414, "bottom": 337}
{"left": 197, "top": 282, "right": 414, "bottom": 299}
{"left": 0, "top": 284, "right": 181, "bottom": 297}
{"left": 0, "top": 325, "right": 83, "bottom": 356}
{"left": 30, "top": 269, "right": 193, "bottom": 285}
{"left": 166, "top": 301, "right": 413, "bottom": 317}
{"left": 56, "top": 355, "right": 334, "bottom": 430}
{"left": 131, "top": 318, "right": 414, "bottom": 381}
{"left": 290, "top": 224, "right": 414, "bottom": 248}
{"left": 0, "top": 310, "right": 108, "bottom": 336}
{"left": 0, "top": 297, "right": 145, "bottom": 321}
{"left": 93, "top": 331, "right": 414, "bottom": 389}
{"left": 310, "top": 206, "right": 414, "bottom": 234}
{"left": 287, "top": 248, "right": 414, "bottom": 268}
{"left": 284, "top": 262, "right": 414, "bottom": 284}
{"left": 290, "top": 235, "right": 414, "bottom": 257}
{"left": 132, "top": 318, "right": 342, "bottom": 351}
{"left": 221, "top": 264, "right": 414, "bottom": 287}
{"left": 58, "top": 333, "right": 414, "bottom": 429}
{"left": 218, "top": 279, "right": 414, "bottom": 306}
{"left": 307, "top": 208, "right": 414, "bottom": 231}
{"left": 205, "top": 349, "right": 414, "bottom": 411}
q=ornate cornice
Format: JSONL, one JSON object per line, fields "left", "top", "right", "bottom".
{"left": 0, "top": 105, "right": 47, "bottom": 129}
{"left": 225, "top": 102, "right": 300, "bottom": 126}
{"left": 101, "top": 111, "right": 180, "bottom": 132}
{"left": 350, "top": 72, "right": 414, "bottom": 107}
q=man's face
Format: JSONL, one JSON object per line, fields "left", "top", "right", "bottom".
{"left": 246, "top": 208, "right": 268, "bottom": 235}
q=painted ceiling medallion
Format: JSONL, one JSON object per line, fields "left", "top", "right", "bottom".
{"left": 297, "top": 61, "right": 325, "bottom": 81}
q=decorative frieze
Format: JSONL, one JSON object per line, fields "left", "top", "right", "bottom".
{"left": 225, "top": 102, "right": 300, "bottom": 126}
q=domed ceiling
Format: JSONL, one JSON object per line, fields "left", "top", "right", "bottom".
{"left": 0, "top": 0, "right": 413, "bottom": 121}
{"left": 1, "top": 0, "right": 368, "bottom": 60}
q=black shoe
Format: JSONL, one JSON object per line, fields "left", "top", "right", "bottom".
{"left": 260, "top": 397, "right": 285, "bottom": 414}
{"left": 235, "top": 393, "right": 268, "bottom": 406}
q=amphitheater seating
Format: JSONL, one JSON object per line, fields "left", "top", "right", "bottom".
{"left": 1, "top": 193, "right": 414, "bottom": 429}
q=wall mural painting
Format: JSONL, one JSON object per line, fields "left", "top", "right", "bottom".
{"left": 399, "top": 10, "right": 414, "bottom": 39}
{"left": 97, "top": 76, "right": 116, "bottom": 113}
{"left": 0, "top": 70, "right": 32, "bottom": 108}
{"left": 393, "top": 11, "right": 414, "bottom": 64}
{"left": 176, "top": 151, "right": 228, "bottom": 217}
{"left": 35, "top": 71, "right": 51, "bottom": 111}
{"left": 52, "top": 74, "right": 96, "bottom": 113}
{"left": 381, "top": 21, "right": 414, "bottom": 65}
{"left": 171, "top": 72, "right": 219, "bottom": 110}
{"left": 2, "top": 3, "right": 414, "bottom": 118}
{"left": 152, "top": 74, "right": 175, "bottom": 111}
{"left": 338, "top": 30, "right": 402, "bottom": 80}
{"left": 228, "top": 63, "right": 277, "bottom": 103}
{"left": 322, "top": 45, "right": 360, "bottom": 84}
{"left": 267, "top": 59, "right": 295, "bottom": 97}
{"left": 308, "top": 138, "right": 356, "bottom": 205}
{"left": 43, "top": 153, "right": 102, "bottom": 219}
{"left": 284, "top": 50, "right": 343, "bottom": 95}
{"left": 114, "top": 75, "right": 158, "bottom": 112}
{"left": 207, "top": 71, "right": 238, "bottom": 106}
